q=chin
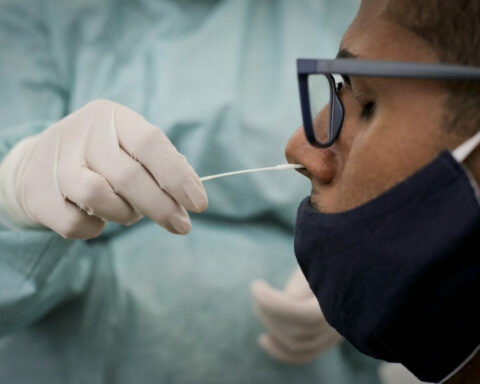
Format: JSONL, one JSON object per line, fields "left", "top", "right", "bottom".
{"left": 309, "top": 194, "right": 327, "bottom": 212}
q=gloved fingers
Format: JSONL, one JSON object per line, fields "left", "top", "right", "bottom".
{"left": 284, "top": 266, "right": 312, "bottom": 299}
{"left": 313, "top": 327, "right": 343, "bottom": 353}
{"left": 110, "top": 150, "right": 192, "bottom": 234}
{"left": 112, "top": 104, "right": 208, "bottom": 213}
{"left": 277, "top": 319, "right": 334, "bottom": 346}
{"left": 86, "top": 132, "right": 192, "bottom": 234}
{"left": 57, "top": 164, "right": 142, "bottom": 225}
{"left": 280, "top": 324, "right": 342, "bottom": 355}
{"left": 258, "top": 334, "right": 321, "bottom": 364}
{"left": 292, "top": 331, "right": 339, "bottom": 352}
{"left": 265, "top": 331, "right": 339, "bottom": 362}
{"left": 254, "top": 296, "right": 328, "bottom": 337}
{"left": 255, "top": 307, "right": 331, "bottom": 352}
{"left": 251, "top": 279, "right": 323, "bottom": 325}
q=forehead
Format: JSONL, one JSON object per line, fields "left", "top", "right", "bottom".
{"left": 340, "top": 0, "right": 437, "bottom": 62}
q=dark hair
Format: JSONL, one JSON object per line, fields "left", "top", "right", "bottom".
{"left": 387, "top": 0, "right": 480, "bottom": 137}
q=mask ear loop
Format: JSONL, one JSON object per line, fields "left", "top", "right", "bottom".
{"left": 452, "top": 130, "right": 480, "bottom": 162}
{"left": 451, "top": 130, "right": 480, "bottom": 204}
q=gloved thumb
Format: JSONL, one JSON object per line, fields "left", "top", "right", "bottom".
{"left": 284, "top": 267, "right": 312, "bottom": 299}
{"left": 250, "top": 279, "right": 292, "bottom": 317}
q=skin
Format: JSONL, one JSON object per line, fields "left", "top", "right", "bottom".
{"left": 285, "top": 0, "right": 480, "bottom": 381}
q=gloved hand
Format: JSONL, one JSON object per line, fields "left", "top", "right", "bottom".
{"left": 250, "top": 266, "right": 342, "bottom": 363}
{"left": 0, "top": 99, "right": 208, "bottom": 239}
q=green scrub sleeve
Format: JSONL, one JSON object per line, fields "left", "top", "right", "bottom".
{"left": 0, "top": 1, "right": 96, "bottom": 337}
{"left": 0, "top": 230, "right": 94, "bottom": 337}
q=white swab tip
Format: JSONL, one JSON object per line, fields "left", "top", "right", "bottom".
{"left": 275, "top": 164, "right": 304, "bottom": 170}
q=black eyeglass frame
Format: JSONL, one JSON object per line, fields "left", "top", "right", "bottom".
{"left": 297, "top": 58, "right": 480, "bottom": 148}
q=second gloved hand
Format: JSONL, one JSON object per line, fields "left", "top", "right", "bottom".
{"left": 0, "top": 99, "right": 208, "bottom": 239}
{"left": 251, "top": 267, "right": 342, "bottom": 363}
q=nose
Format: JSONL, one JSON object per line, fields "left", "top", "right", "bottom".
{"left": 285, "top": 126, "right": 338, "bottom": 185}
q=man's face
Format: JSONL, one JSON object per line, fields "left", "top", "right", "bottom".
{"left": 286, "top": 0, "right": 463, "bottom": 213}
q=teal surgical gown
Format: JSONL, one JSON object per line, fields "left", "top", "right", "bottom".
{"left": 0, "top": 0, "right": 381, "bottom": 383}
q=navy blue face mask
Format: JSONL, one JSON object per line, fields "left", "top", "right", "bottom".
{"left": 294, "top": 132, "right": 480, "bottom": 383}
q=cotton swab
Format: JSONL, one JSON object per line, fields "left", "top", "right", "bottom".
{"left": 200, "top": 164, "right": 304, "bottom": 182}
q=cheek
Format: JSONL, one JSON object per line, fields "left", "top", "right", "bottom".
{"left": 333, "top": 94, "right": 445, "bottom": 212}
{"left": 330, "top": 98, "right": 397, "bottom": 210}
{"left": 338, "top": 92, "right": 365, "bottom": 146}
{"left": 335, "top": 133, "right": 417, "bottom": 212}
{"left": 330, "top": 131, "right": 376, "bottom": 211}
{"left": 334, "top": 139, "right": 384, "bottom": 211}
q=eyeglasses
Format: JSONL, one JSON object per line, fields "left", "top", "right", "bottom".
{"left": 297, "top": 58, "right": 480, "bottom": 148}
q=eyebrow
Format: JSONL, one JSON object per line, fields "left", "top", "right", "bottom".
{"left": 336, "top": 49, "right": 358, "bottom": 59}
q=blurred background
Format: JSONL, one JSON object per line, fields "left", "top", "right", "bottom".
{"left": 0, "top": 0, "right": 394, "bottom": 383}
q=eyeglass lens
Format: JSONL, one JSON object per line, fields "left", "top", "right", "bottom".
{"left": 306, "top": 74, "right": 344, "bottom": 145}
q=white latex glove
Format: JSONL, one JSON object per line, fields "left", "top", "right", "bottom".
{"left": 378, "top": 363, "right": 424, "bottom": 384}
{"left": 0, "top": 99, "right": 208, "bottom": 239}
{"left": 251, "top": 266, "right": 342, "bottom": 363}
